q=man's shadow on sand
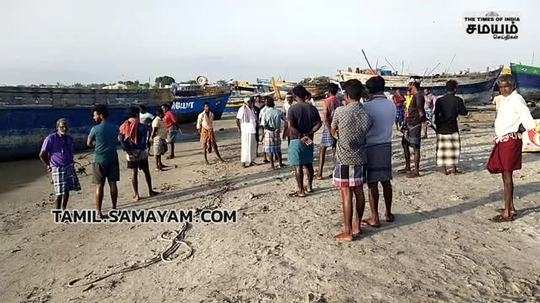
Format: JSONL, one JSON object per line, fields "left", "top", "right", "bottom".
{"left": 359, "top": 181, "right": 540, "bottom": 237}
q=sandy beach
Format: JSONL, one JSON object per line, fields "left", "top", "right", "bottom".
{"left": 0, "top": 107, "right": 539, "bottom": 302}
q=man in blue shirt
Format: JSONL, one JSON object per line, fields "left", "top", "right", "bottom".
{"left": 363, "top": 76, "right": 397, "bottom": 226}
{"left": 87, "top": 104, "right": 119, "bottom": 218}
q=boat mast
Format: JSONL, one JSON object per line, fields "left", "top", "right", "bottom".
{"left": 361, "top": 49, "right": 378, "bottom": 75}
{"left": 443, "top": 54, "right": 456, "bottom": 74}
{"left": 384, "top": 57, "right": 398, "bottom": 74}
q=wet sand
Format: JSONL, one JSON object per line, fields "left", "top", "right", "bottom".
{"left": 0, "top": 108, "right": 539, "bottom": 302}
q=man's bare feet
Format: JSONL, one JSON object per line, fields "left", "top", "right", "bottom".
{"left": 352, "top": 220, "right": 362, "bottom": 237}
{"left": 361, "top": 217, "right": 381, "bottom": 228}
{"left": 316, "top": 175, "right": 324, "bottom": 180}
{"left": 335, "top": 231, "right": 353, "bottom": 242}
{"left": 385, "top": 213, "right": 395, "bottom": 222}
{"left": 133, "top": 195, "right": 140, "bottom": 202}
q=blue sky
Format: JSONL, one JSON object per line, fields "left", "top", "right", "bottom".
{"left": 1, "top": 0, "right": 538, "bottom": 85}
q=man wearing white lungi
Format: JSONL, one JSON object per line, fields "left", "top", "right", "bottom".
{"left": 236, "top": 97, "right": 257, "bottom": 167}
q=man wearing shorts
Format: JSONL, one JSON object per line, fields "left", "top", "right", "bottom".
{"left": 331, "top": 79, "right": 372, "bottom": 241}
{"left": 87, "top": 104, "right": 119, "bottom": 218}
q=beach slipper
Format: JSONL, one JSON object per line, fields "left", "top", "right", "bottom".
{"left": 361, "top": 219, "right": 381, "bottom": 228}
{"left": 304, "top": 186, "right": 314, "bottom": 193}
{"left": 288, "top": 192, "right": 306, "bottom": 198}
{"left": 489, "top": 214, "right": 515, "bottom": 223}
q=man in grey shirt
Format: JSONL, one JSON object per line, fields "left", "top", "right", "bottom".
{"left": 331, "top": 79, "right": 372, "bottom": 242}
{"left": 363, "top": 76, "right": 397, "bottom": 227}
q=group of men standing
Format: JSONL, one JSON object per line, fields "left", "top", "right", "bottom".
{"left": 39, "top": 103, "right": 180, "bottom": 217}
{"left": 38, "top": 73, "right": 538, "bottom": 236}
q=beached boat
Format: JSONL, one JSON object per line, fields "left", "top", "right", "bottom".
{"left": 0, "top": 85, "right": 230, "bottom": 160}
{"left": 510, "top": 63, "right": 540, "bottom": 102}
{"left": 337, "top": 67, "right": 502, "bottom": 103}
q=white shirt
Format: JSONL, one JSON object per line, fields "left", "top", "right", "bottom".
{"left": 151, "top": 116, "right": 167, "bottom": 140}
{"left": 494, "top": 90, "right": 535, "bottom": 138}
{"left": 140, "top": 112, "right": 154, "bottom": 125}
{"left": 236, "top": 105, "right": 257, "bottom": 134}
{"left": 283, "top": 101, "right": 292, "bottom": 117}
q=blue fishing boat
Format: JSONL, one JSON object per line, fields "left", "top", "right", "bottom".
{"left": 510, "top": 63, "right": 540, "bottom": 101}
{"left": 0, "top": 85, "right": 230, "bottom": 160}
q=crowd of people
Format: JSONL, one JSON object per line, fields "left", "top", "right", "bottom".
{"left": 38, "top": 74, "right": 538, "bottom": 239}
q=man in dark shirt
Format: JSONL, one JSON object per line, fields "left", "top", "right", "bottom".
{"left": 400, "top": 81, "right": 425, "bottom": 178}
{"left": 287, "top": 85, "right": 322, "bottom": 197}
{"left": 433, "top": 80, "right": 468, "bottom": 174}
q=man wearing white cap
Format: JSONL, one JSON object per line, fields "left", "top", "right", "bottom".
{"left": 236, "top": 97, "right": 258, "bottom": 167}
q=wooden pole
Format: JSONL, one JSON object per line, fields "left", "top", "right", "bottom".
{"left": 361, "top": 49, "right": 377, "bottom": 74}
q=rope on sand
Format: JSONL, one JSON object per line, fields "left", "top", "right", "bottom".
{"left": 65, "top": 222, "right": 193, "bottom": 289}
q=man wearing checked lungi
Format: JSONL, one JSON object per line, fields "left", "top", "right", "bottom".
{"left": 433, "top": 80, "right": 468, "bottom": 175}
{"left": 316, "top": 83, "right": 341, "bottom": 180}
{"left": 362, "top": 76, "right": 397, "bottom": 227}
{"left": 40, "top": 118, "right": 81, "bottom": 210}
{"left": 331, "top": 79, "right": 372, "bottom": 241}
{"left": 487, "top": 75, "right": 539, "bottom": 222}
{"left": 261, "top": 97, "right": 285, "bottom": 169}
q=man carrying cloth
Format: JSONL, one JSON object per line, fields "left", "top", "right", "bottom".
{"left": 487, "top": 75, "right": 539, "bottom": 222}
{"left": 197, "top": 102, "right": 225, "bottom": 165}
{"left": 119, "top": 106, "right": 158, "bottom": 202}
{"left": 362, "top": 76, "right": 397, "bottom": 227}
{"left": 317, "top": 83, "right": 341, "bottom": 180}
{"left": 287, "top": 85, "right": 322, "bottom": 197}
{"left": 39, "top": 118, "right": 81, "bottom": 210}
{"left": 400, "top": 81, "right": 426, "bottom": 178}
{"left": 331, "top": 79, "right": 372, "bottom": 241}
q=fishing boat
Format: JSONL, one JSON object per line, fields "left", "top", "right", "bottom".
{"left": 0, "top": 83, "right": 230, "bottom": 160}
{"left": 510, "top": 63, "right": 540, "bottom": 102}
{"left": 337, "top": 67, "right": 502, "bottom": 103}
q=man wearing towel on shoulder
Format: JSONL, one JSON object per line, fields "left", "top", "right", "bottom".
{"left": 400, "top": 81, "right": 426, "bottom": 178}
{"left": 287, "top": 85, "right": 322, "bottom": 197}
{"left": 487, "top": 75, "right": 539, "bottom": 222}
{"left": 362, "top": 76, "right": 397, "bottom": 227}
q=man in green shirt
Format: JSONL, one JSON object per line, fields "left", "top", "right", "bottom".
{"left": 87, "top": 104, "right": 119, "bottom": 218}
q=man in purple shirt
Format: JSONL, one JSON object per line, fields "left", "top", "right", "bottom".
{"left": 39, "top": 118, "right": 81, "bottom": 209}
